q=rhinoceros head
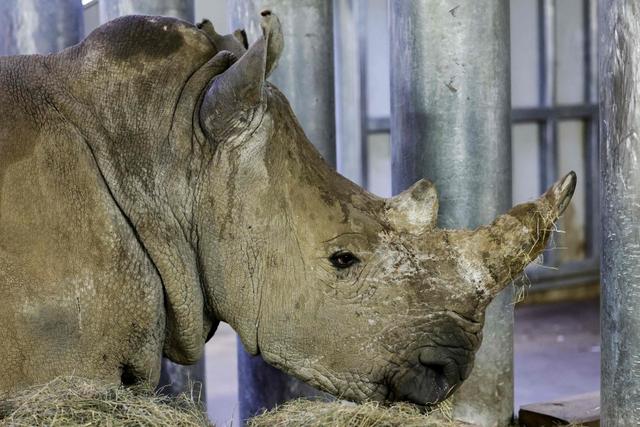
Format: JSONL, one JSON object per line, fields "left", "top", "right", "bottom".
{"left": 194, "top": 13, "right": 576, "bottom": 405}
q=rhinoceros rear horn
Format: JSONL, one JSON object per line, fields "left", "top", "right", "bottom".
{"left": 385, "top": 179, "right": 438, "bottom": 235}
{"left": 199, "top": 12, "right": 283, "bottom": 139}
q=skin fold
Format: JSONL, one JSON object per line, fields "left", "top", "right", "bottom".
{"left": 0, "top": 12, "right": 576, "bottom": 405}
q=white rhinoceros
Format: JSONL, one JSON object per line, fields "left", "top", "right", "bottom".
{"left": 0, "top": 11, "right": 575, "bottom": 405}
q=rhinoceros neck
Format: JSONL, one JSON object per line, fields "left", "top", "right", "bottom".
{"left": 38, "top": 16, "right": 229, "bottom": 362}
{"left": 193, "top": 90, "right": 388, "bottom": 353}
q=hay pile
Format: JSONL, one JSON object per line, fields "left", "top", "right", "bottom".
{"left": 0, "top": 377, "right": 211, "bottom": 426}
{"left": 248, "top": 399, "right": 475, "bottom": 427}
{"left": 0, "top": 378, "right": 480, "bottom": 426}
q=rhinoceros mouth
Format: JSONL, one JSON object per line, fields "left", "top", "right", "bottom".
{"left": 387, "top": 364, "right": 452, "bottom": 406}
{"left": 384, "top": 344, "right": 474, "bottom": 406}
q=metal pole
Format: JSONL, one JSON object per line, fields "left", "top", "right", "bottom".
{"left": 157, "top": 357, "right": 206, "bottom": 398}
{"left": 334, "top": 0, "right": 367, "bottom": 186}
{"left": 0, "top": 0, "right": 84, "bottom": 56}
{"left": 229, "top": 0, "right": 336, "bottom": 166}
{"left": 390, "top": 2, "right": 512, "bottom": 426}
{"left": 99, "top": 0, "right": 203, "bottom": 403}
{"left": 236, "top": 342, "right": 325, "bottom": 418}
{"left": 100, "top": 0, "right": 194, "bottom": 23}
{"left": 228, "top": 0, "right": 335, "bottom": 421}
{"left": 600, "top": 1, "right": 640, "bottom": 424}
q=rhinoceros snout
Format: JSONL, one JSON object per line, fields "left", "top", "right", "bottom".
{"left": 389, "top": 347, "right": 472, "bottom": 406}
{"left": 390, "top": 362, "right": 455, "bottom": 406}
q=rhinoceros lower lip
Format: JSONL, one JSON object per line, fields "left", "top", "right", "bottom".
{"left": 387, "top": 360, "right": 457, "bottom": 406}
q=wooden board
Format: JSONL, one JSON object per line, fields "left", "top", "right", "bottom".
{"left": 519, "top": 391, "right": 599, "bottom": 426}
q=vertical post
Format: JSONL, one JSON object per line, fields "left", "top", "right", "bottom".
{"left": 0, "top": 0, "right": 83, "bottom": 56}
{"left": 229, "top": 0, "right": 336, "bottom": 166}
{"left": 390, "top": 2, "right": 512, "bottom": 427}
{"left": 228, "top": 0, "right": 336, "bottom": 421}
{"left": 600, "top": 1, "right": 640, "bottom": 424}
{"left": 100, "top": 0, "right": 194, "bottom": 23}
{"left": 334, "top": 0, "right": 367, "bottom": 186}
{"left": 99, "top": 0, "right": 204, "bottom": 403}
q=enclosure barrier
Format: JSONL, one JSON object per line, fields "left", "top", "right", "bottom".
{"left": 228, "top": 0, "right": 337, "bottom": 421}
{"left": 229, "top": 0, "right": 336, "bottom": 166}
{"left": 600, "top": 0, "right": 640, "bottom": 424}
{"left": 0, "top": 0, "right": 83, "bottom": 56}
{"left": 334, "top": 0, "right": 367, "bottom": 186}
{"left": 389, "top": 2, "right": 513, "bottom": 426}
{"left": 99, "top": 0, "right": 194, "bottom": 23}
{"left": 98, "top": 0, "right": 205, "bottom": 403}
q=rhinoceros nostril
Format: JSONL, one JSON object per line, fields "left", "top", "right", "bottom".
{"left": 420, "top": 362, "right": 449, "bottom": 391}
{"left": 419, "top": 352, "right": 463, "bottom": 390}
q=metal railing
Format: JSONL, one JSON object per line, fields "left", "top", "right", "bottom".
{"left": 362, "top": 0, "right": 600, "bottom": 292}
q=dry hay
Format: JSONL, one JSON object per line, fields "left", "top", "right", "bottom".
{"left": 248, "top": 398, "right": 475, "bottom": 427}
{"left": 511, "top": 206, "right": 567, "bottom": 306}
{"left": 0, "top": 377, "right": 211, "bottom": 426}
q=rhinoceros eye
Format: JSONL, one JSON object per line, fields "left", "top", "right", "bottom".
{"left": 329, "top": 251, "right": 360, "bottom": 269}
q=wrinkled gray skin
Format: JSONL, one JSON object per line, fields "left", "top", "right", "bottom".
{"left": 0, "top": 13, "right": 576, "bottom": 405}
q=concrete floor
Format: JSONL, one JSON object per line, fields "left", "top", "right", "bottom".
{"left": 205, "top": 299, "right": 601, "bottom": 425}
{"left": 514, "top": 298, "right": 600, "bottom": 410}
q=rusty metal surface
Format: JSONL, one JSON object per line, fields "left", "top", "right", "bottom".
{"left": 600, "top": 0, "right": 640, "bottom": 424}
{"left": 0, "top": 0, "right": 83, "bottom": 56}
{"left": 389, "top": 1, "right": 512, "bottom": 426}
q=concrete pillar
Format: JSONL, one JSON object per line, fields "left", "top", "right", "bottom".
{"left": 228, "top": 0, "right": 336, "bottom": 421}
{"left": 99, "top": 0, "right": 203, "bottom": 403}
{"left": 0, "top": 0, "right": 83, "bottom": 56}
{"left": 100, "top": 0, "right": 194, "bottom": 23}
{"left": 390, "top": 2, "right": 512, "bottom": 426}
{"left": 600, "top": 1, "right": 640, "bottom": 424}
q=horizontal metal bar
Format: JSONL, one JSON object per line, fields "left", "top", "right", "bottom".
{"left": 511, "top": 105, "right": 598, "bottom": 122}
{"left": 368, "top": 104, "right": 598, "bottom": 134}
{"left": 368, "top": 116, "right": 391, "bottom": 134}
{"left": 524, "top": 258, "right": 600, "bottom": 290}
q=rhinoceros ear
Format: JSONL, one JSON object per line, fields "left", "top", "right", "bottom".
{"left": 260, "top": 10, "right": 284, "bottom": 77}
{"left": 385, "top": 179, "right": 439, "bottom": 234}
{"left": 197, "top": 19, "right": 248, "bottom": 58}
{"left": 199, "top": 11, "right": 283, "bottom": 141}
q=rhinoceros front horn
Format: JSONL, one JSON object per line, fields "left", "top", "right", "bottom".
{"left": 200, "top": 11, "right": 283, "bottom": 139}
{"left": 460, "top": 172, "right": 577, "bottom": 298}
